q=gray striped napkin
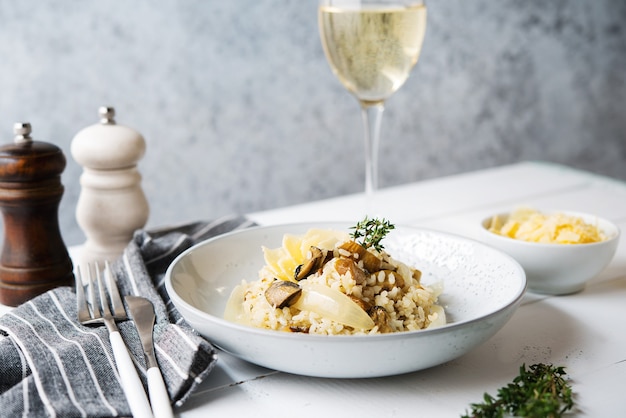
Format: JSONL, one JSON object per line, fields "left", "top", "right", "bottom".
{"left": 0, "top": 215, "right": 255, "bottom": 417}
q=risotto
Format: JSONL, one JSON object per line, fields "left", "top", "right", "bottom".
{"left": 224, "top": 225, "right": 445, "bottom": 335}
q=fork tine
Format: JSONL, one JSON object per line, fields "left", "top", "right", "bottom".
{"left": 75, "top": 266, "right": 91, "bottom": 324}
{"left": 76, "top": 262, "right": 128, "bottom": 326}
{"left": 88, "top": 263, "right": 103, "bottom": 321}
{"left": 104, "top": 260, "right": 127, "bottom": 320}
{"left": 95, "top": 261, "right": 113, "bottom": 320}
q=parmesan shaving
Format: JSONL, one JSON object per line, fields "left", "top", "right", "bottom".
{"left": 489, "top": 208, "right": 607, "bottom": 244}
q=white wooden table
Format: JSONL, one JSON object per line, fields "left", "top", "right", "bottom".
{"left": 178, "top": 161, "right": 626, "bottom": 417}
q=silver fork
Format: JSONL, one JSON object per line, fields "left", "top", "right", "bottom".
{"left": 76, "top": 261, "right": 154, "bottom": 418}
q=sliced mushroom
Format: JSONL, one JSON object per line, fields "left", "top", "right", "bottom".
{"left": 334, "top": 257, "right": 368, "bottom": 285}
{"left": 294, "top": 246, "right": 326, "bottom": 281}
{"left": 368, "top": 306, "right": 393, "bottom": 333}
{"left": 289, "top": 326, "right": 310, "bottom": 333}
{"left": 265, "top": 280, "right": 302, "bottom": 308}
{"left": 339, "top": 241, "right": 394, "bottom": 273}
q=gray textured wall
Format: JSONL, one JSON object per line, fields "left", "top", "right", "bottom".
{"left": 0, "top": 1, "right": 625, "bottom": 247}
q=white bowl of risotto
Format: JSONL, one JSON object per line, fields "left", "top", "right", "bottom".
{"left": 481, "top": 208, "right": 620, "bottom": 295}
{"left": 165, "top": 222, "right": 526, "bottom": 378}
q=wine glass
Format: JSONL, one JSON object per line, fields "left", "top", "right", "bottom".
{"left": 318, "top": 0, "right": 427, "bottom": 198}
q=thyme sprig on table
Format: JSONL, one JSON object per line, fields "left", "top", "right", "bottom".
{"left": 350, "top": 216, "right": 395, "bottom": 251}
{"left": 462, "top": 363, "right": 575, "bottom": 418}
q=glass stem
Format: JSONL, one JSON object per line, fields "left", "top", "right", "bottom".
{"left": 360, "top": 102, "right": 385, "bottom": 198}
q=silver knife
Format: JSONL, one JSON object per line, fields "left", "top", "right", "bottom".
{"left": 126, "top": 296, "right": 174, "bottom": 418}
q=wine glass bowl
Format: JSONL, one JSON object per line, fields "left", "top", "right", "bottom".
{"left": 318, "top": 0, "right": 427, "bottom": 195}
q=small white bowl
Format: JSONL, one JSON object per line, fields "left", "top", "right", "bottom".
{"left": 165, "top": 222, "right": 526, "bottom": 378}
{"left": 480, "top": 211, "right": 620, "bottom": 295}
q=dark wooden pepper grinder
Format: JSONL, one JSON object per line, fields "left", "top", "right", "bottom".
{"left": 0, "top": 122, "right": 74, "bottom": 306}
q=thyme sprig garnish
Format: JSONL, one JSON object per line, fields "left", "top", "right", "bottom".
{"left": 462, "top": 363, "right": 575, "bottom": 418}
{"left": 350, "top": 216, "right": 395, "bottom": 251}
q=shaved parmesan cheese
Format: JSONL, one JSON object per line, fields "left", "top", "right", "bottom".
{"left": 489, "top": 208, "right": 607, "bottom": 244}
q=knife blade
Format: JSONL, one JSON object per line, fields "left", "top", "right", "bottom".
{"left": 126, "top": 296, "right": 174, "bottom": 418}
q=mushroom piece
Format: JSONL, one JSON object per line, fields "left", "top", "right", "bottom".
{"left": 289, "top": 326, "right": 310, "bottom": 333}
{"left": 294, "top": 246, "right": 326, "bottom": 281}
{"left": 338, "top": 241, "right": 395, "bottom": 273}
{"left": 368, "top": 306, "right": 393, "bottom": 333}
{"left": 265, "top": 280, "right": 302, "bottom": 308}
{"left": 334, "top": 257, "right": 368, "bottom": 285}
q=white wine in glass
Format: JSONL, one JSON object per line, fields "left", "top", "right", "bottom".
{"left": 318, "top": 0, "right": 427, "bottom": 196}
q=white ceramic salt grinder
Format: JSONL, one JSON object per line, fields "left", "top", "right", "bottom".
{"left": 71, "top": 107, "right": 149, "bottom": 266}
